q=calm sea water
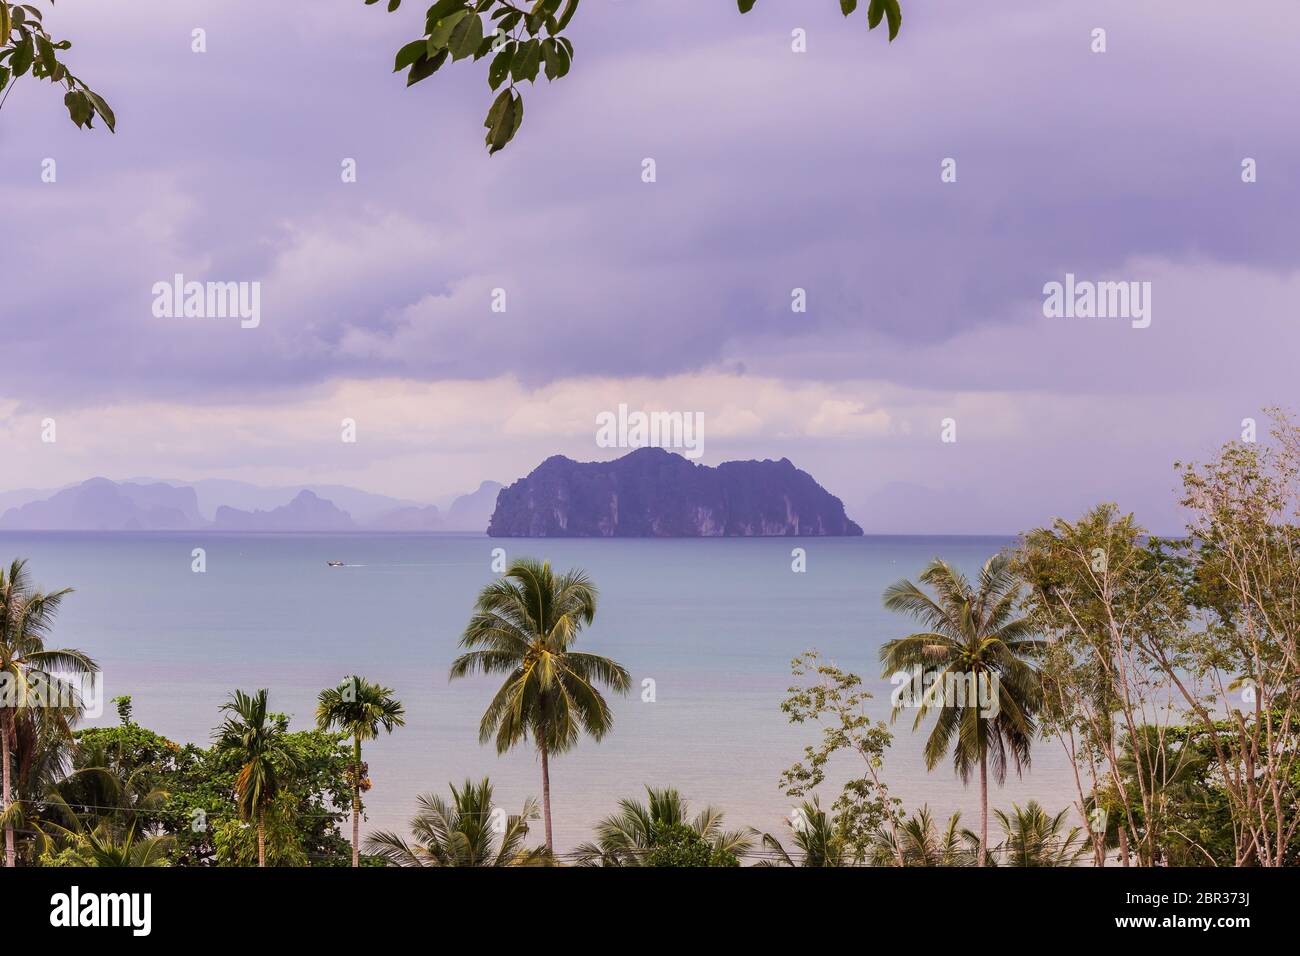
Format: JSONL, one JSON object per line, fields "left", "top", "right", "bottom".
{"left": 0, "top": 532, "right": 1077, "bottom": 851}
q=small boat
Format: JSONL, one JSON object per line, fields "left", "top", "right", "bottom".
{"left": 327, "top": 560, "right": 345, "bottom": 568}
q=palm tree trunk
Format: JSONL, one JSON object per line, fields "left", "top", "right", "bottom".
{"left": 978, "top": 749, "right": 988, "bottom": 867}
{"left": 1, "top": 710, "right": 13, "bottom": 868}
{"left": 352, "top": 737, "right": 362, "bottom": 867}
{"left": 257, "top": 808, "right": 266, "bottom": 868}
{"left": 540, "top": 740, "right": 553, "bottom": 854}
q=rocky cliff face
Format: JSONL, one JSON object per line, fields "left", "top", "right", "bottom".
{"left": 487, "top": 448, "right": 863, "bottom": 537}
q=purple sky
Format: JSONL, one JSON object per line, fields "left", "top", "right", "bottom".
{"left": 1, "top": 0, "right": 1297, "bottom": 532}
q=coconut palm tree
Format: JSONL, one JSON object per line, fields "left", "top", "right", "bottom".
{"left": 450, "top": 558, "right": 630, "bottom": 854}
{"left": 869, "top": 805, "right": 976, "bottom": 866}
{"left": 759, "top": 797, "right": 854, "bottom": 867}
{"left": 575, "top": 786, "right": 755, "bottom": 866}
{"left": 365, "top": 777, "right": 545, "bottom": 866}
{"left": 880, "top": 554, "right": 1042, "bottom": 865}
{"left": 315, "top": 676, "right": 405, "bottom": 867}
{"left": 995, "top": 800, "right": 1088, "bottom": 867}
{"left": 0, "top": 558, "right": 97, "bottom": 867}
{"left": 8, "top": 711, "right": 79, "bottom": 862}
{"left": 213, "top": 689, "right": 299, "bottom": 867}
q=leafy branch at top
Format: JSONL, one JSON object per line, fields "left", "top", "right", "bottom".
{"left": 0, "top": 1, "right": 115, "bottom": 131}
{"left": 368, "top": 0, "right": 902, "bottom": 155}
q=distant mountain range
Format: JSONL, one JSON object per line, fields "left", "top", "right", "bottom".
{"left": 0, "top": 478, "right": 502, "bottom": 533}
{"left": 1, "top": 452, "right": 862, "bottom": 536}
{"left": 488, "top": 448, "right": 863, "bottom": 537}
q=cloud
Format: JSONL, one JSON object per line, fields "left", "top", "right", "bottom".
{"left": 4, "top": 0, "right": 1298, "bottom": 405}
{"left": 2, "top": 0, "right": 1295, "bottom": 530}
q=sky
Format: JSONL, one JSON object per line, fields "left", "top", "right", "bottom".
{"left": 1, "top": 0, "right": 1297, "bottom": 533}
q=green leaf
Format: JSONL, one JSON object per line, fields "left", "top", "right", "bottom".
{"left": 407, "top": 48, "right": 448, "bottom": 86}
{"left": 738, "top": 0, "right": 757, "bottom": 12}
{"left": 387, "top": 0, "right": 401, "bottom": 10}
{"left": 883, "top": 0, "right": 901, "bottom": 40}
{"left": 484, "top": 85, "right": 511, "bottom": 129}
{"left": 541, "top": 38, "right": 558, "bottom": 80}
{"left": 393, "top": 38, "right": 427, "bottom": 72}
{"left": 83, "top": 87, "right": 116, "bottom": 133}
{"left": 448, "top": 11, "right": 483, "bottom": 61}
{"left": 840, "top": 0, "right": 857, "bottom": 14}
{"left": 10, "top": 36, "right": 32, "bottom": 77}
{"left": 483, "top": 87, "right": 522, "bottom": 154}
{"left": 64, "top": 89, "right": 92, "bottom": 128}
{"left": 428, "top": 7, "right": 468, "bottom": 48}
{"left": 555, "top": 0, "right": 579, "bottom": 31}
{"left": 0, "top": 67, "right": 9, "bottom": 92}
{"left": 867, "top": 0, "right": 884, "bottom": 29}
{"left": 0, "top": 3, "right": 11, "bottom": 41}
{"left": 511, "top": 38, "right": 541, "bottom": 83}
{"left": 542, "top": 37, "right": 570, "bottom": 80}
{"left": 488, "top": 43, "right": 514, "bottom": 90}
{"left": 426, "top": 0, "right": 466, "bottom": 20}
{"left": 36, "top": 34, "right": 56, "bottom": 74}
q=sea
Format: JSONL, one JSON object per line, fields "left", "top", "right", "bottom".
{"left": 0, "top": 532, "right": 1079, "bottom": 853}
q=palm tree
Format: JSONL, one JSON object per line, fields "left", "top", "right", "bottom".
{"left": 759, "top": 797, "right": 854, "bottom": 867}
{"left": 365, "top": 777, "right": 546, "bottom": 866}
{"left": 315, "top": 676, "right": 405, "bottom": 867}
{"left": 880, "top": 554, "right": 1042, "bottom": 866}
{"left": 995, "top": 800, "right": 1088, "bottom": 867}
{"left": 0, "top": 558, "right": 97, "bottom": 867}
{"left": 575, "top": 786, "right": 755, "bottom": 866}
{"left": 213, "top": 689, "right": 299, "bottom": 867}
{"left": 9, "top": 710, "right": 80, "bottom": 863}
{"left": 869, "top": 805, "right": 975, "bottom": 866}
{"left": 450, "top": 558, "right": 630, "bottom": 854}
{"left": 49, "top": 821, "right": 175, "bottom": 867}
{"left": 44, "top": 739, "right": 169, "bottom": 839}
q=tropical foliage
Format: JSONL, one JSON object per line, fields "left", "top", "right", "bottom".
{"left": 213, "top": 690, "right": 302, "bottom": 867}
{"left": 759, "top": 797, "right": 855, "bottom": 867}
{"left": 575, "top": 786, "right": 751, "bottom": 866}
{"left": 776, "top": 650, "right": 901, "bottom": 863}
{"left": 40, "top": 821, "right": 174, "bottom": 867}
{"left": 0, "top": 558, "right": 97, "bottom": 868}
{"left": 450, "top": 557, "right": 629, "bottom": 853}
{"left": 365, "top": 777, "right": 545, "bottom": 866}
{"left": 994, "top": 800, "right": 1088, "bottom": 867}
{"left": 880, "top": 554, "right": 1043, "bottom": 865}
{"left": 870, "top": 806, "right": 974, "bottom": 867}
{"left": 316, "top": 676, "right": 406, "bottom": 866}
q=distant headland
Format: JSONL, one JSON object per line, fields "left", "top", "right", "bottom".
{"left": 487, "top": 447, "right": 863, "bottom": 537}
